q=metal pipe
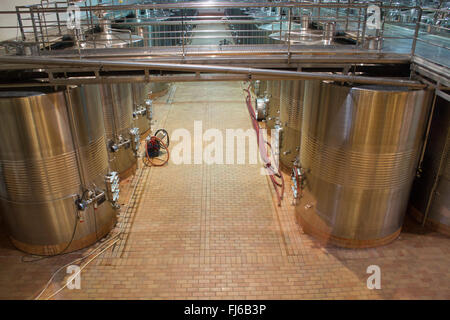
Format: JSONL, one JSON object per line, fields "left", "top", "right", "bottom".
{"left": 417, "top": 92, "right": 438, "bottom": 174}
{"left": 16, "top": 7, "right": 26, "bottom": 41}
{"left": 0, "top": 56, "right": 426, "bottom": 88}
{"left": 422, "top": 126, "right": 450, "bottom": 226}
{"left": 411, "top": 7, "right": 423, "bottom": 57}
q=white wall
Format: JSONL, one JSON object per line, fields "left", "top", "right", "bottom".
{"left": 0, "top": 0, "right": 40, "bottom": 41}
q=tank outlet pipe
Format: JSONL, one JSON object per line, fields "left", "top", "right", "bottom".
{"left": 109, "top": 127, "right": 140, "bottom": 156}
{"left": 133, "top": 105, "right": 148, "bottom": 119}
{"left": 0, "top": 57, "right": 427, "bottom": 89}
{"left": 75, "top": 189, "right": 107, "bottom": 213}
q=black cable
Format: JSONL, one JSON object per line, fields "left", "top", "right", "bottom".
{"left": 21, "top": 208, "right": 80, "bottom": 263}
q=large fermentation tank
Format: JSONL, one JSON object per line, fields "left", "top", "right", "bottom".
{"left": 132, "top": 82, "right": 152, "bottom": 138}
{"left": 0, "top": 86, "right": 117, "bottom": 255}
{"left": 265, "top": 80, "right": 281, "bottom": 130}
{"left": 269, "top": 15, "right": 335, "bottom": 45}
{"left": 100, "top": 83, "right": 139, "bottom": 180}
{"left": 279, "top": 80, "right": 305, "bottom": 171}
{"left": 67, "top": 4, "right": 143, "bottom": 50}
{"left": 296, "top": 82, "right": 431, "bottom": 248}
{"left": 84, "top": 14, "right": 143, "bottom": 49}
{"left": 409, "top": 96, "right": 450, "bottom": 235}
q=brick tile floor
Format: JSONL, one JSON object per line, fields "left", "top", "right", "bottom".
{"left": 0, "top": 81, "right": 449, "bottom": 300}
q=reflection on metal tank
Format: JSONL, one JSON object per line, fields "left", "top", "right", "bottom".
{"left": 253, "top": 80, "right": 268, "bottom": 98}
{"left": 296, "top": 81, "right": 432, "bottom": 248}
{"left": 113, "top": 11, "right": 152, "bottom": 47}
{"left": 132, "top": 82, "right": 152, "bottom": 138}
{"left": 0, "top": 86, "right": 117, "bottom": 255}
{"left": 266, "top": 80, "right": 281, "bottom": 129}
{"left": 279, "top": 80, "right": 305, "bottom": 171}
{"left": 150, "top": 82, "right": 170, "bottom": 98}
{"left": 100, "top": 83, "right": 139, "bottom": 180}
{"left": 409, "top": 96, "right": 450, "bottom": 236}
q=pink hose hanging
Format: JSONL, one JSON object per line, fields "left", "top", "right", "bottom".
{"left": 244, "top": 84, "right": 284, "bottom": 206}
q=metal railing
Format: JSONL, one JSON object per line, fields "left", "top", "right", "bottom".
{"left": 0, "top": 1, "right": 448, "bottom": 68}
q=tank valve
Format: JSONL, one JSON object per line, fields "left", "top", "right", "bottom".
{"left": 255, "top": 97, "right": 269, "bottom": 121}
{"left": 75, "top": 196, "right": 88, "bottom": 211}
{"left": 105, "top": 171, "right": 120, "bottom": 205}
{"left": 133, "top": 104, "right": 149, "bottom": 119}
{"left": 129, "top": 127, "right": 141, "bottom": 156}
{"left": 145, "top": 99, "right": 153, "bottom": 121}
{"left": 291, "top": 164, "right": 305, "bottom": 205}
{"left": 75, "top": 188, "right": 107, "bottom": 214}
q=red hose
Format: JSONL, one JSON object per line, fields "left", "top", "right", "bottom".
{"left": 145, "top": 136, "right": 170, "bottom": 167}
{"left": 244, "top": 85, "right": 284, "bottom": 206}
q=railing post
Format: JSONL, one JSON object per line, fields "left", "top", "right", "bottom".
{"left": 182, "top": 8, "right": 185, "bottom": 57}
{"left": 287, "top": 7, "right": 292, "bottom": 64}
{"left": 279, "top": 5, "right": 282, "bottom": 42}
{"left": 345, "top": 0, "right": 352, "bottom": 33}
{"left": 411, "top": 7, "right": 422, "bottom": 59}
{"left": 318, "top": 0, "right": 321, "bottom": 24}
{"left": 16, "top": 7, "right": 26, "bottom": 41}
{"left": 360, "top": 6, "right": 368, "bottom": 49}
{"left": 55, "top": 2, "right": 62, "bottom": 35}
{"left": 356, "top": 7, "right": 361, "bottom": 46}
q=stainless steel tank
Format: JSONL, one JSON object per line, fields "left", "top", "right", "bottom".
{"left": 295, "top": 81, "right": 432, "bottom": 248}
{"left": 84, "top": 13, "right": 143, "bottom": 48}
{"left": 269, "top": 15, "right": 334, "bottom": 45}
{"left": 266, "top": 80, "right": 281, "bottom": 130}
{"left": 100, "top": 83, "right": 139, "bottom": 180}
{"left": 279, "top": 80, "right": 305, "bottom": 171}
{"left": 70, "top": 6, "right": 143, "bottom": 50}
{"left": 0, "top": 86, "right": 118, "bottom": 255}
{"left": 113, "top": 10, "right": 153, "bottom": 47}
{"left": 409, "top": 96, "right": 450, "bottom": 235}
{"left": 132, "top": 82, "right": 152, "bottom": 138}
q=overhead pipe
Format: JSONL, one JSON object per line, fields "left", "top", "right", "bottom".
{"left": 0, "top": 56, "right": 427, "bottom": 88}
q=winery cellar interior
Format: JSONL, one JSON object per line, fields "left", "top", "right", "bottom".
{"left": 0, "top": 0, "right": 448, "bottom": 300}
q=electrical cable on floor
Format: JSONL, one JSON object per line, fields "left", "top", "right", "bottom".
{"left": 22, "top": 188, "right": 99, "bottom": 263}
{"left": 21, "top": 199, "right": 80, "bottom": 263}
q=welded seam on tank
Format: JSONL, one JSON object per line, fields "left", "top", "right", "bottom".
{"left": 301, "top": 133, "right": 419, "bottom": 189}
